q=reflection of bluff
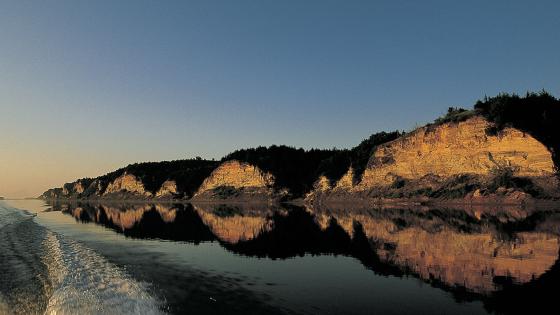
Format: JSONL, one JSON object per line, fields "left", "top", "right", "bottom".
{"left": 192, "top": 203, "right": 278, "bottom": 243}
{"left": 55, "top": 201, "right": 560, "bottom": 299}
{"left": 41, "top": 93, "right": 560, "bottom": 203}
{"left": 308, "top": 205, "right": 560, "bottom": 294}
{"left": 56, "top": 202, "right": 215, "bottom": 242}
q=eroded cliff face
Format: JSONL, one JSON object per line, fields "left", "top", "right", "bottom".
{"left": 308, "top": 117, "right": 556, "bottom": 201}
{"left": 196, "top": 160, "right": 274, "bottom": 192}
{"left": 62, "top": 181, "right": 85, "bottom": 196}
{"left": 41, "top": 188, "right": 63, "bottom": 200}
{"left": 42, "top": 175, "right": 175, "bottom": 200}
{"left": 192, "top": 160, "right": 279, "bottom": 200}
{"left": 103, "top": 173, "right": 152, "bottom": 197}
{"left": 361, "top": 117, "right": 554, "bottom": 186}
{"left": 155, "top": 180, "right": 178, "bottom": 198}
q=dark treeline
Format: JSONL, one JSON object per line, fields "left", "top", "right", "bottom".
{"left": 474, "top": 91, "right": 560, "bottom": 172}
{"left": 222, "top": 131, "right": 402, "bottom": 197}
{"left": 96, "top": 158, "right": 220, "bottom": 197}
{"left": 315, "top": 131, "right": 403, "bottom": 185}
{"left": 222, "top": 146, "right": 336, "bottom": 197}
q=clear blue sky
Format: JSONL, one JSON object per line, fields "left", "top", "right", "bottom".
{"left": 1, "top": 0, "right": 559, "bottom": 197}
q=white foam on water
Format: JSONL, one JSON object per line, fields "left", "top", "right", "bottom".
{"left": 0, "top": 202, "right": 165, "bottom": 315}
{"left": 0, "top": 202, "right": 33, "bottom": 230}
{"left": 42, "top": 231, "right": 165, "bottom": 315}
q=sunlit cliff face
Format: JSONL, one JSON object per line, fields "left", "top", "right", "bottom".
{"left": 54, "top": 201, "right": 560, "bottom": 296}
{"left": 360, "top": 117, "right": 555, "bottom": 187}
{"left": 307, "top": 117, "right": 557, "bottom": 201}
{"left": 194, "top": 160, "right": 275, "bottom": 196}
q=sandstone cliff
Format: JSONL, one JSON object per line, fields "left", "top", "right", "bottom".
{"left": 40, "top": 158, "right": 218, "bottom": 200}
{"left": 155, "top": 180, "right": 178, "bottom": 198}
{"left": 308, "top": 116, "right": 557, "bottom": 203}
{"left": 192, "top": 160, "right": 285, "bottom": 202}
{"left": 103, "top": 173, "right": 152, "bottom": 198}
{"left": 362, "top": 117, "right": 553, "bottom": 184}
{"left": 42, "top": 173, "right": 155, "bottom": 200}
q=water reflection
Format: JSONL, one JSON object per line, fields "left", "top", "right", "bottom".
{"left": 48, "top": 201, "right": 560, "bottom": 313}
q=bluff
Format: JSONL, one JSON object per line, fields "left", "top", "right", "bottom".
{"left": 41, "top": 92, "right": 560, "bottom": 203}
{"left": 41, "top": 159, "right": 219, "bottom": 200}
{"left": 191, "top": 160, "right": 283, "bottom": 202}
{"left": 307, "top": 115, "right": 557, "bottom": 203}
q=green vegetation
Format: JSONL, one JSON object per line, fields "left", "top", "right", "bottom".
{"left": 433, "top": 107, "right": 476, "bottom": 125}
{"left": 428, "top": 174, "right": 480, "bottom": 199}
{"left": 377, "top": 168, "right": 548, "bottom": 200}
{"left": 474, "top": 90, "right": 560, "bottom": 172}
{"left": 211, "top": 186, "right": 241, "bottom": 199}
{"left": 487, "top": 166, "right": 544, "bottom": 197}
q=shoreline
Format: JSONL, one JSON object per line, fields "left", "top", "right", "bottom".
{"left": 36, "top": 196, "right": 560, "bottom": 208}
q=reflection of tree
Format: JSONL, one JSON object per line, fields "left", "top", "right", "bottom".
{"left": 53, "top": 201, "right": 560, "bottom": 302}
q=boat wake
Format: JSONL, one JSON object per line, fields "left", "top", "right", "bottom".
{"left": 0, "top": 202, "right": 164, "bottom": 315}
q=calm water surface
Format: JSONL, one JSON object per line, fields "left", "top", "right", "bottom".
{"left": 1, "top": 199, "right": 559, "bottom": 314}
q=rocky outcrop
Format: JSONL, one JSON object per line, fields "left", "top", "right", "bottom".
{"left": 192, "top": 160, "right": 282, "bottom": 201}
{"left": 155, "top": 180, "right": 178, "bottom": 198}
{"left": 361, "top": 117, "right": 554, "bottom": 186}
{"left": 196, "top": 160, "right": 274, "bottom": 192}
{"left": 42, "top": 179, "right": 93, "bottom": 199}
{"left": 41, "top": 188, "right": 64, "bottom": 200}
{"left": 62, "top": 181, "right": 85, "bottom": 195}
{"left": 42, "top": 173, "right": 156, "bottom": 200}
{"left": 308, "top": 117, "right": 557, "bottom": 202}
{"left": 103, "top": 173, "right": 152, "bottom": 197}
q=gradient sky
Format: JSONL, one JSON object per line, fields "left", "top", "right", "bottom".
{"left": 1, "top": 0, "right": 559, "bottom": 198}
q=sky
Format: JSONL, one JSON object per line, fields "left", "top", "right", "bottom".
{"left": 1, "top": 0, "right": 559, "bottom": 198}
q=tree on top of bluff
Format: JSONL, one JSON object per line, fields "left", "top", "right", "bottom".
{"left": 98, "top": 158, "right": 219, "bottom": 197}
{"left": 315, "top": 131, "right": 402, "bottom": 185}
{"left": 223, "top": 131, "right": 403, "bottom": 196}
{"left": 222, "top": 145, "right": 336, "bottom": 197}
{"left": 474, "top": 90, "right": 560, "bottom": 172}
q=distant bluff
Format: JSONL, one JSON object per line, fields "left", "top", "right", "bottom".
{"left": 41, "top": 92, "right": 560, "bottom": 204}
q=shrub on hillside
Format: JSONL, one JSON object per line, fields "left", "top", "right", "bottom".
{"left": 433, "top": 107, "right": 476, "bottom": 125}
